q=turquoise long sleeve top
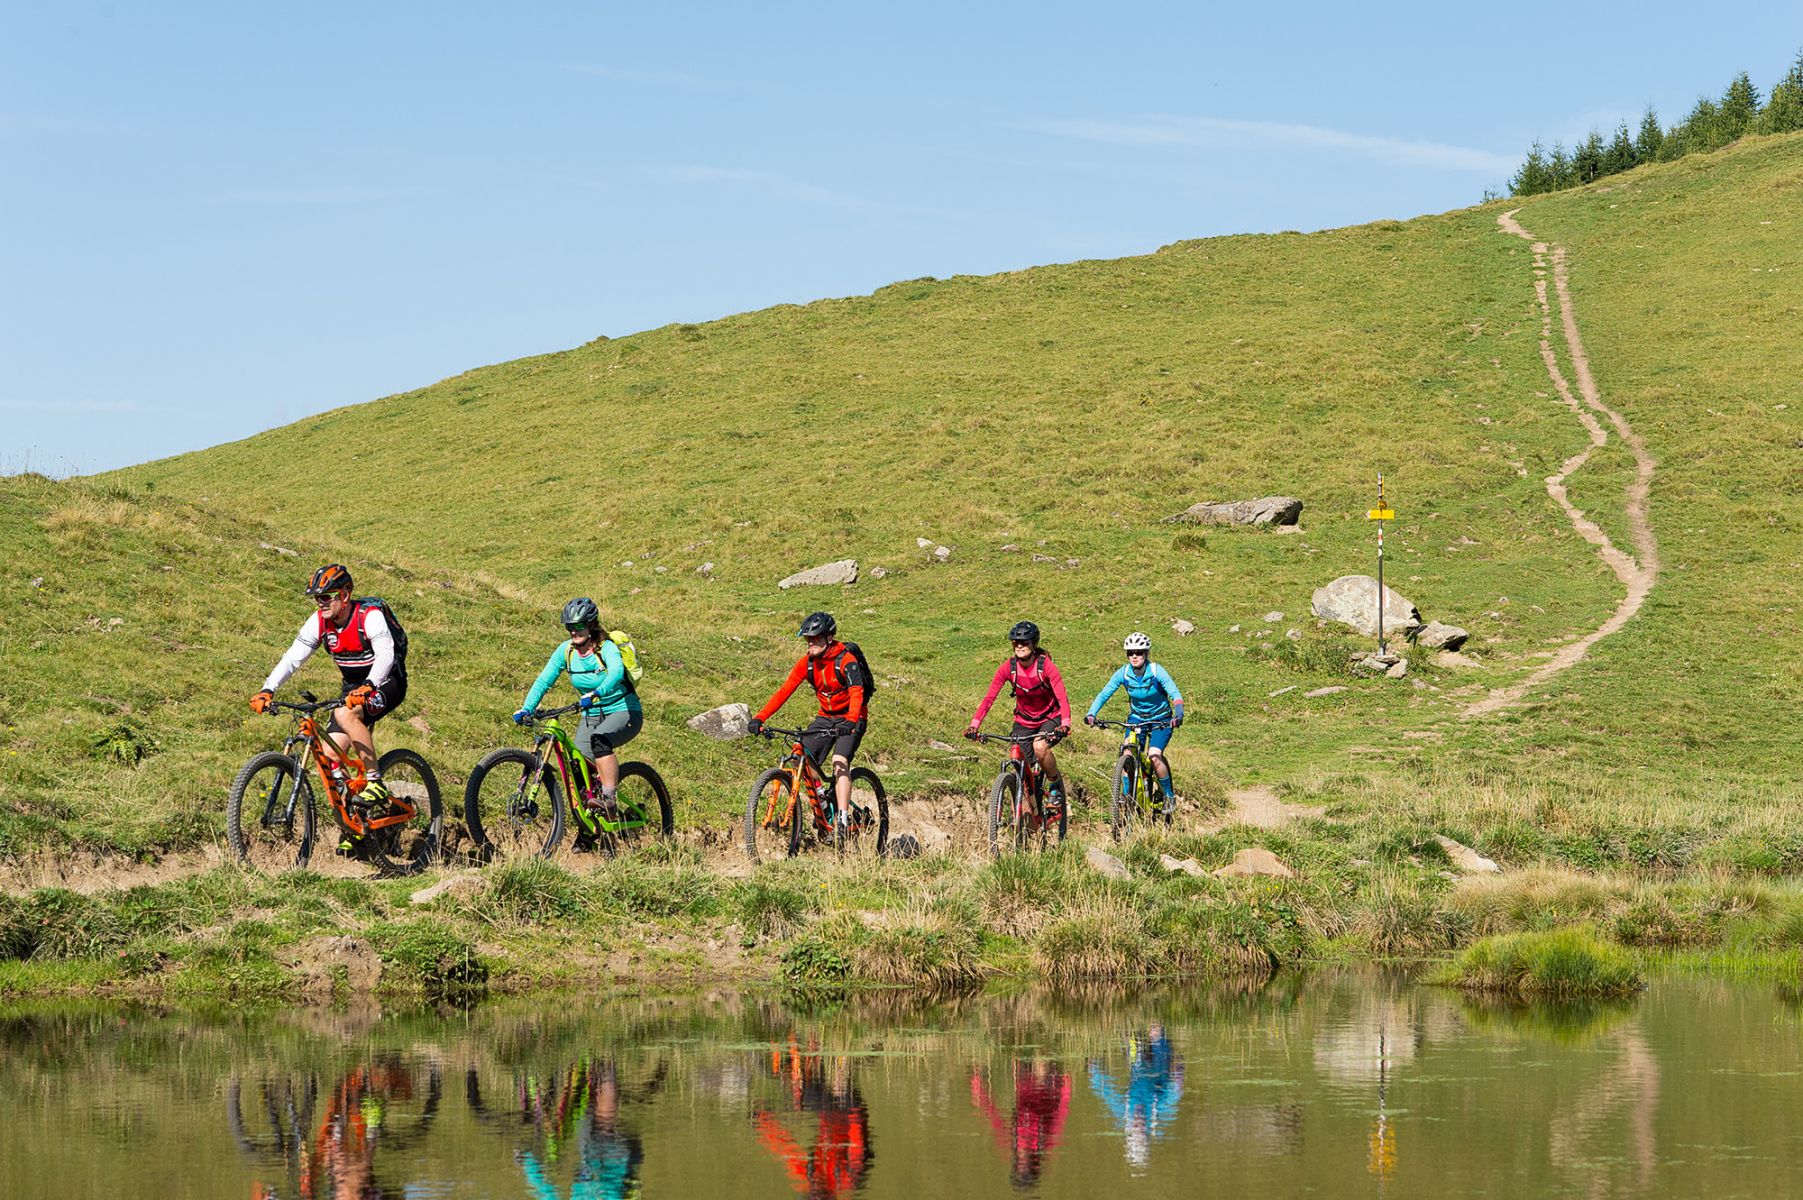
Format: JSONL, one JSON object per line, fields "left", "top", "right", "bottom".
{"left": 1086, "top": 661, "right": 1183, "bottom": 722}
{"left": 522, "top": 638, "right": 639, "bottom": 715}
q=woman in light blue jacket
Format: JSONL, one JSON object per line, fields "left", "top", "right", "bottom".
{"left": 1083, "top": 632, "right": 1185, "bottom": 809}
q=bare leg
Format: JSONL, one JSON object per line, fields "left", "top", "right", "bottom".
{"left": 832, "top": 756, "right": 852, "bottom": 816}
{"left": 330, "top": 706, "right": 378, "bottom": 776}
{"left": 1149, "top": 749, "right": 1171, "bottom": 779}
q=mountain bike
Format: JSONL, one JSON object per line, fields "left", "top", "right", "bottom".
{"left": 744, "top": 725, "right": 887, "bottom": 863}
{"left": 1094, "top": 718, "right": 1178, "bottom": 841}
{"left": 229, "top": 690, "right": 442, "bottom": 874}
{"left": 974, "top": 730, "right": 1067, "bottom": 856}
{"left": 463, "top": 701, "right": 672, "bottom": 861}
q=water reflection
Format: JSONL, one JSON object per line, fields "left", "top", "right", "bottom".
{"left": 5, "top": 975, "right": 1803, "bottom": 1199}
{"left": 970, "top": 1058, "right": 1071, "bottom": 1188}
{"left": 1085, "top": 1025, "right": 1185, "bottom": 1172}
{"left": 752, "top": 1033, "right": 872, "bottom": 1198}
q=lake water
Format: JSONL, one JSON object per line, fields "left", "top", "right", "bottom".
{"left": 4, "top": 972, "right": 1800, "bottom": 1198}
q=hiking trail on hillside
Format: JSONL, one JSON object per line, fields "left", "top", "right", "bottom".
{"left": 1466, "top": 212, "right": 1660, "bottom": 718}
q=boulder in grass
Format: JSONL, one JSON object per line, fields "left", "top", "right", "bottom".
{"left": 1435, "top": 835, "right": 1501, "bottom": 874}
{"left": 1416, "top": 621, "right": 1469, "bottom": 650}
{"left": 1311, "top": 575, "right": 1422, "bottom": 638}
{"left": 1086, "top": 845, "right": 1131, "bottom": 880}
{"left": 778, "top": 559, "right": 858, "bottom": 588}
{"left": 687, "top": 703, "right": 751, "bottom": 740}
{"left": 1165, "top": 496, "right": 1303, "bottom": 527}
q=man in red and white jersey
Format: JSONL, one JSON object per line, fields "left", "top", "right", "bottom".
{"left": 250, "top": 563, "right": 409, "bottom": 815}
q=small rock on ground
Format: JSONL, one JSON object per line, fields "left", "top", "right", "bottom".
{"left": 1416, "top": 620, "right": 1469, "bottom": 650}
{"left": 409, "top": 871, "right": 485, "bottom": 906}
{"left": 1435, "top": 835, "right": 1501, "bottom": 874}
{"left": 1268, "top": 685, "right": 1297, "bottom": 697}
{"left": 1303, "top": 686, "right": 1347, "bottom": 699}
{"left": 1085, "top": 845, "right": 1131, "bottom": 880}
{"left": 1159, "top": 854, "right": 1207, "bottom": 877}
{"left": 1213, "top": 848, "right": 1296, "bottom": 878}
{"left": 1431, "top": 650, "right": 1485, "bottom": 670}
{"left": 1311, "top": 575, "right": 1422, "bottom": 638}
{"left": 1263, "top": 611, "right": 1284, "bottom": 623}
{"left": 1171, "top": 619, "right": 1196, "bottom": 635}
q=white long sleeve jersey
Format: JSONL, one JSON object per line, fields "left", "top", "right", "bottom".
{"left": 262, "top": 604, "right": 397, "bottom": 693}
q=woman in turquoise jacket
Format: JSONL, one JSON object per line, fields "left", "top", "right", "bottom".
{"left": 1083, "top": 632, "right": 1184, "bottom": 809}
{"left": 514, "top": 597, "right": 642, "bottom": 811}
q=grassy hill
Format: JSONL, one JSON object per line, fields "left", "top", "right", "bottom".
{"left": 4, "top": 133, "right": 1803, "bottom": 998}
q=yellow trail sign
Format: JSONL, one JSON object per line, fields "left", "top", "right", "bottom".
{"left": 1367, "top": 508, "right": 1394, "bottom": 520}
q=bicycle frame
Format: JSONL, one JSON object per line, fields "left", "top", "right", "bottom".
{"left": 975, "top": 732, "right": 1059, "bottom": 835}
{"left": 1097, "top": 718, "right": 1175, "bottom": 822}
{"left": 267, "top": 696, "right": 417, "bottom": 840}
{"left": 752, "top": 727, "right": 836, "bottom": 839}
{"left": 517, "top": 703, "right": 658, "bottom": 836}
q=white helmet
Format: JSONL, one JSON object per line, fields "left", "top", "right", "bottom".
{"left": 1123, "top": 632, "right": 1152, "bottom": 653}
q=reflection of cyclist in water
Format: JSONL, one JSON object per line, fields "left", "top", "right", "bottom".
{"left": 1087, "top": 1025, "right": 1186, "bottom": 1170}
{"left": 307, "top": 1058, "right": 442, "bottom": 1200}
{"left": 486, "top": 1057, "right": 662, "bottom": 1200}
{"left": 969, "top": 1059, "right": 1071, "bottom": 1189}
{"left": 753, "top": 1034, "right": 874, "bottom": 1199}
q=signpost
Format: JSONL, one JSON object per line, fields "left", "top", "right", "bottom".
{"left": 1368, "top": 474, "right": 1396, "bottom": 657}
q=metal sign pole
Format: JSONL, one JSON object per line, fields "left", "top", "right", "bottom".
{"left": 1368, "top": 475, "right": 1395, "bottom": 658}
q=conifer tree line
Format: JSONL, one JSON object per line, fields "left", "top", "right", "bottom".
{"left": 1510, "top": 51, "right": 1803, "bottom": 196}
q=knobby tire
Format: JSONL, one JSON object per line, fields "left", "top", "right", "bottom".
{"left": 227, "top": 751, "right": 315, "bottom": 871}
{"left": 745, "top": 767, "right": 801, "bottom": 864}
{"left": 464, "top": 747, "right": 563, "bottom": 862}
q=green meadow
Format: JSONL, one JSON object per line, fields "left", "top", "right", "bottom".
{"left": 2, "top": 132, "right": 1801, "bottom": 998}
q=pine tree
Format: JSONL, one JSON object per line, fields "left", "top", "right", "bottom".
{"left": 1634, "top": 107, "right": 1665, "bottom": 161}
{"left": 1675, "top": 96, "right": 1722, "bottom": 154}
{"left": 1511, "top": 141, "right": 1554, "bottom": 196}
{"left": 1548, "top": 142, "right": 1573, "bottom": 190}
{"left": 1571, "top": 130, "right": 1606, "bottom": 184}
{"left": 1756, "top": 49, "right": 1803, "bottom": 134}
{"left": 1603, "top": 122, "right": 1637, "bottom": 175}
{"left": 1721, "top": 71, "right": 1761, "bottom": 139}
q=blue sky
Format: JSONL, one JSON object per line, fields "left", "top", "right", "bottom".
{"left": 4, "top": 1, "right": 1800, "bottom": 473}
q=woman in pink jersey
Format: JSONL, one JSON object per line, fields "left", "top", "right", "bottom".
{"left": 965, "top": 620, "right": 1072, "bottom": 811}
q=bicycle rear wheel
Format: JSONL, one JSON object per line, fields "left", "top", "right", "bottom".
{"left": 1111, "top": 753, "right": 1139, "bottom": 843}
{"left": 987, "top": 769, "right": 1023, "bottom": 858}
{"left": 745, "top": 768, "right": 801, "bottom": 864}
{"left": 835, "top": 766, "right": 888, "bottom": 859}
{"left": 367, "top": 748, "right": 443, "bottom": 875}
{"left": 464, "top": 748, "right": 563, "bottom": 863}
{"left": 596, "top": 761, "right": 674, "bottom": 858}
{"left": 227, "top": 752, "right": 315, "bottom": 871}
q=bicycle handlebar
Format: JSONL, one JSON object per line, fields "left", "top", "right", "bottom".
{"left": 755, "top": 725, "right": 810, "bottom": 741}
{"left": 971, "top": 729, "right": 1067, "bottom": 746}
{"left": 268, "top": 695, "right": 338, "bottom": 715}
{"left": 520, "top": 701, "right": 587, "bottom": 723}
{"left": 1092, "top": 718, "right": 1177, "bottom": 731}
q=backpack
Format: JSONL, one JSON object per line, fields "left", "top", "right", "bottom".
{"left": 567, "top": 630, "right": 644, "bottom": 690}
{"left": 356, "top": 598, "right": 409, "bottom": 670}
{"left": 834, "top": 641, "right": 876, "bottom": 707}
{"left": 1006, "top": 649, "right": 1049, "bottom": 696}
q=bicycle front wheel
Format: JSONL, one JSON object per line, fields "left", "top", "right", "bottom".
{"left": 227, "top": 752, "right": 315, "bottom": 871}
{"left": 745, "top": 768, "right": 801, "bottom": 864}
{"left": 596, "top": 762, "right": 674, "bottom": 858}
{"left": 464, "top": 748, "right": 563, "bottom": 863}
{"left": 368, "top": 748, "right": 443, "bottom": 875}
{"left": 987, "top": 769, "right": 1022, "bottom": 858}
{"left": 1111, "top": 753, "right": 1139, "bottom": 843}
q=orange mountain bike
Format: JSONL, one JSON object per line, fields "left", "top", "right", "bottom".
{"left": 229, "top": 690, "right": 442, "bottom": 874}
{"left": 744, "top": 725, "right": 887, "bottom": 863}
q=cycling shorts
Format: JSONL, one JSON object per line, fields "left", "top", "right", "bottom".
{"left": 801, "top": 716, "right": 865, "bottom": 765}
{"left": 328, "top": 675, "right": 406, "bottom": 732}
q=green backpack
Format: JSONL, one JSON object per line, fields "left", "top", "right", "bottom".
{"left": 567, "top": 630, "right": 644, "bottom": 690}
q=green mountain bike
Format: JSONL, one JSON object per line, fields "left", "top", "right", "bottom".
{"left": 1095, "top": 718, "right": 1178, "bottom": 841}
{"left": 463, "top": 701, "right": 672, "bottom": 861}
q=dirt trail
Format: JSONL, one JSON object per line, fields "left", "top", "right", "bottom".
{"left": 1465, "top": 212, "right": 1660, "bottom": 718}
{"left": 1206, "top": 786, "right": 1323, "bottom": 831}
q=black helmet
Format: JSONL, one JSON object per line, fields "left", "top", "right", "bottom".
{"left": 798, "top": 611, "right": 837, "bottom": 639}
{"left": 306, "top": 563, "right": 353, "bottom": 597}
{"left": 1008, "top": 620, "right": 1040, "bottom": 645}
{"left": 561, "top": 596, "right": 601, "bottom": 635}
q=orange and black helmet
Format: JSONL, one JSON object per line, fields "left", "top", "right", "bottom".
{"left": 306, "top": 563, "right": 353, "bottom": 597}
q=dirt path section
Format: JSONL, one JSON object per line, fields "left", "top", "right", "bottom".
{"left": 1205, "top": 785, "right": 1323, "bottom": 831}
{"left": 1466, "top": 212, "right": 1660, "bottom": 718}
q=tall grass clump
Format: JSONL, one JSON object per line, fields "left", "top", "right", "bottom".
{"left": 726, "top": 877, "right": 809, "bottom": 940}
{"left": 488, "top": 860, "right": 588, "bottom": 923}
{"left": 1440, "top": 927, "right": 1643, "bottom": 998}
{"left": 1032, "top": 897, "right": 1153, "bottom": 983}
{"left": 855, "top": 909, "right": 983, "bottom": 991}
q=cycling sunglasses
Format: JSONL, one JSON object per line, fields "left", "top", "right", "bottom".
{"left": 566, "top": 624, "right": 595, "bottom": 637}
{"left": 314, "top": 590, "right": 350, "bottom": 609}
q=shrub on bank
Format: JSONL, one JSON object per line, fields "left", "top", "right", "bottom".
{"left": 1440, "top": 927, "right": 1643, "bottom": 998}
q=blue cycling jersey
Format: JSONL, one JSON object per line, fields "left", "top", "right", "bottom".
{"left": 1086, "top": 662, "right": 1183, "bottom": 722}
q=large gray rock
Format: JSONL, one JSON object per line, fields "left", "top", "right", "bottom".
{"left": 1415, "top": 621, "right": 1469, "bottom": 650}
{"left": 1166, "top": 496, "right": 1304, "bottom": 527}
{"left": 778, "top": 559, "right": 858, "bottom": 588}
{"left": 1435, "top": 835, "right": 1500, "bottom": 874}
{"left": 1311, "top": 575, "right": 1422, "bottom": 638}
{"left": 687, "top": 703, "right": 751, "bottom": 740}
